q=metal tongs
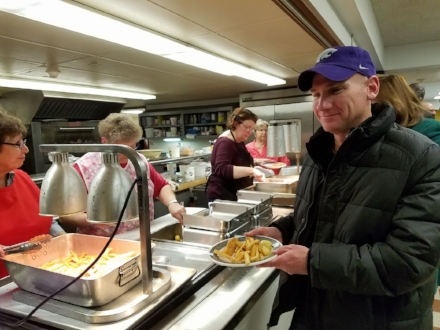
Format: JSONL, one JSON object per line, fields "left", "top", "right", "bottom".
{"left": 3, "top": 234, "right": 52, "bottom": 255}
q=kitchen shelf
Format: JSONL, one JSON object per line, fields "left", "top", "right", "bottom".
{"left": 145, "top": 136, "right": 182, "bottom": 139}
{"left": 184, "top": 135, "right": 218, "bottom": 139}
{"left": 185, "top": 122, "right": 226, "bottom": 127}
{"left": 145, "top": 125, "right": 181, "bottom": 128}
{"left": 149, "top": 154, "right": 211, "bottom": 165}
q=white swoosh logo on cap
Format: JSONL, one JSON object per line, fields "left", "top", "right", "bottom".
{"left": 359, "top": 64, "right": 368, "bottom": 70}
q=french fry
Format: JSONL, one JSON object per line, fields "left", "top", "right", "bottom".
{"left": 225, "top": 237, "right": 238, "bottom": 256}
{"left": 244, "top": 251, "right": 250, "bottom": 265}
{"left": 214, "top": 249, "right": 234, "bottom": 262}
{"left": 251, "top": 244, "right": 258, "bottom": 259}
{"left": 245, "top": 237, "right": 254, "bottom": 251}
{"left": 39, "top": 249, "right": 136, "bottom": 279}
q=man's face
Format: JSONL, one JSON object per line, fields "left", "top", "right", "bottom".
{"left": 311, "top": 73, "right": 379, "bottom": 136}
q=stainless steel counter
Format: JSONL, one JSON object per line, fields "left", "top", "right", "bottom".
{"left": 0, "top": 206, "right": 291, "bottom": 330}
{"left": 0, "top": 249, "right": 277, "bottom": 330}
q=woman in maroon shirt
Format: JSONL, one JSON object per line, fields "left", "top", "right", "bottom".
{"left": 207, "top": 108, "right": 265, "bottom": 201}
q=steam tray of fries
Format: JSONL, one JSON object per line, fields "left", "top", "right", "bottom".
{"left": 2, "top": 233, "right": 153, "bottom": 307}
{"left": 209, "top": 235, "right": 282, "bottom": 267}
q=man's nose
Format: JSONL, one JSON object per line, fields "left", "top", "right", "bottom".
{"left": 315, "top": 97, "right": 332, "bottom": 111}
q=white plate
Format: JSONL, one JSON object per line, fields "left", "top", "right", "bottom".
{"left": 209, "top": 235, "right": 282, "bottom": 267}
{"left": 263, "top": 162, "right": 287, "bottom": 170}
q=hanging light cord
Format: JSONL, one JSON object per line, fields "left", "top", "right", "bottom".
{"left": 0, "top": 178, "right": 141, "bottom": 328}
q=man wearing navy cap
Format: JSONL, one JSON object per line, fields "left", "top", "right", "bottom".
{"left": 248, "top": 46, "right": 440, "bottom": 329}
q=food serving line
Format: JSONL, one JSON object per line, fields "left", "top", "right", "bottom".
{"left": 0, "top": 162, "right": 296, "bottom": 329}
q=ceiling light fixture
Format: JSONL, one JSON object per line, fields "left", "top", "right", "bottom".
{"left": 0, "top": 0, "right": 286, "bottom": 86}
{"left": 0, "top": 77, "right": 156, "bottom": 100}
{"left": 121, "top": 109, "right": 144, "bottom": 114}
{"left": 163, "top": 138, "right": 181, "bottom": 142}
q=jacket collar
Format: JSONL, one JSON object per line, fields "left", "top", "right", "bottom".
{"left": 306, "top": 103, "right": 396, "bottom": 167}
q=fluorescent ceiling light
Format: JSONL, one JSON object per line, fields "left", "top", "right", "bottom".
{"left": 0, "top": 0, "right": 286, "bottom": 86}
{"left": 434, "top": 96, "right": 440, "bottom": 99}
{"left": 163, "top": 138, "right": 181, "bottom": 142}
{"left": 0, "top": 77, "right": 156, "bottom": 100}
{"left": 121, "top": 109, "right": 144, "bottom": 114}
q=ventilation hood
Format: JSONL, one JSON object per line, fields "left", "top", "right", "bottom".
{"left": 240, "top": 87, "right": 312, "bottom": 108}
{"left": 0, "top": 89, "right": 126, "bottom": 124}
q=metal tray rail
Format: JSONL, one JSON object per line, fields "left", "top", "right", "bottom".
{"left": 11, "top": 264, "right": 195, "bottom": 324}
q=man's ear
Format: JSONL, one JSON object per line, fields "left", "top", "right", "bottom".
{"left": 367, "top": 76, "right": 380, "bottom": 100}
{"left": 101, "top": 137, "right": 107, "bottom": 144}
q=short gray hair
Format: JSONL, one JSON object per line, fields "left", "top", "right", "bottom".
{"left": 98, "top": 113, "right": 142, "bottom": 142}
{"left": 254, "top": 119, "right": 269, "bottom": 131}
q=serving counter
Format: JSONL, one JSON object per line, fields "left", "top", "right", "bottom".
{"left": 0, "top": 208, "right": 293, "bottom": 330}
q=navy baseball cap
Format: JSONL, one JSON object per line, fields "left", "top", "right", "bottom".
{"left": 298, "top": 46, "right": 376, "bottom": 91}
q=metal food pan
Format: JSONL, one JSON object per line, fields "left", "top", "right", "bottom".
{"left": 2, "top": 234, "right": 144, "bottom": 307}
{"left": 255, "top": 179, "right": 297, "bottom": 194}
{"left": 182, "top": 201, "right": 253, "bottom": 232}
{"left": 236, "top": 190, "right": 273, "bottom": 211}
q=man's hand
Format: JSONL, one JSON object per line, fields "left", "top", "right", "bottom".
{"left": 168, "top": 202, "right": 185, "bottom": 224}
{"left": 246, "top": 226, "right": 283, "bottom": 244}
{"left": 0, "top": 245, "right": 5, "bottom": 257}
{"left": 258, "top": 244, "right": 309, "bottom": 275}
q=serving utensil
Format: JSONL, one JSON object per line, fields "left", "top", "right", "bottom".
{"left": 3, "top": 234, "right": 52, "bottom": 255}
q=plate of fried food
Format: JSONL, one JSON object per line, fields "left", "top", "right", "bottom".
{"left": 209, "top": 235, "right": 282, "bottom": 267}
{"left": 263, "top": 162, "right": 287, "bottom": 170}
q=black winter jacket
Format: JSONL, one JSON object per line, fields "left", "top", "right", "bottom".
{"left": 270, "top": 104, "right": 440, "bottom": 330}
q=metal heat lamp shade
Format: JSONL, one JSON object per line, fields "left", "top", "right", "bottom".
{"left": 267, "top": 124, "right": 286, "bottom": 157}
{"left": 86, "top": 152, "right": 139, "bottom": 224}
{"left": 283, "top": 122, "right": 300, "bottom": 153}
{"left": 40, "top": 152, "right": 87, "bottom": 216}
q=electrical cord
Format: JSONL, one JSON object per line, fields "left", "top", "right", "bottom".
{"left": 0, "top": 178, "right": 140, "bottom": 328}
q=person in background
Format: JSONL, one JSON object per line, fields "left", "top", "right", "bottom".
{"left": 246, "top": 119, "right": 291, "bottom": 175}
{"left": 409, "top": 82, "right": 425, "bottom": 101}
{"left": 59, "top": 113, "right": 185, "bottom": 237}
{"left": 377, "top": 75, "right": 440, "bottom": 144}
{"left": 207, "top": 107, "right": 265, "bottom": 201}
{"left": 423, "top": 102, "right": 437, "bottom": 116}
{"left": 0, "top": 111, "right": 65, "bottom": 279}
{"left": 248, "top": 46, "right": 440, "bottom": 329}
{"left": 409, "top": 82, "right": 436, "bottom": 118}
{"left": 377, "top": 74, "right": 440, "bottom": 294}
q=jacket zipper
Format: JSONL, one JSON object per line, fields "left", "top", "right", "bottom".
{"left": 296, "top": 174, "right": 324, "bottom": 244}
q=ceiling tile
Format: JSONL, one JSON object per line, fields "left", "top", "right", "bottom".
{"left": 218, "top": 18, "right": 323, "bottom": 60}
{"left": 0, "top": 57, "right": 42, "bottom": 75}
{"left": 0, "top": 37, "right": 90, "bottom": 66}
{"left": 147, "top": 0, "right": 286, "bottom": 32}
{"left": 19, "top": 66, "right": 129, "bottom": 85}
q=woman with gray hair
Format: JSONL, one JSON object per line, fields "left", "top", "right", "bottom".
{"left": 246, "top": 119, "right": 290, "bottom": 174}
{"left": 59, "top": 113, "right": 185, "bottom": 236}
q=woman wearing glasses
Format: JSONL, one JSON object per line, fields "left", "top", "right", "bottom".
{"left": 207, "top": 107, "right": 265, "bottom": 201}
{"left": 59, "top": 113, "right": 185, "bottom": 237}
{"left": 0, "top": 111, "right": 65, "bottom": 279}
{"left": 246, "top": 119, "right": 291, "bottom": 175}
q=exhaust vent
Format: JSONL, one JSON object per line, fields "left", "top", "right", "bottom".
{"left": 1, "top": 90, "right": 126, "bottom": 124}
{"left": 34, "top": 97, "right": 123, "bottom": 120}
